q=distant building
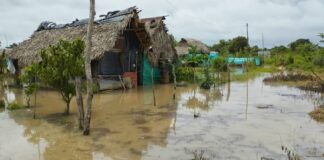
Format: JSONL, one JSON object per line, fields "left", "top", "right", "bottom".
{"left": 175, "top": 38, "right": 210, "bottom": 56}
{"left": 258, "top": 50, "right": 271, "bottom": 57}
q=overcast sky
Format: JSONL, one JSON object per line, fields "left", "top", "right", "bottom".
{"left": 0, "top": 0, "right": 323, "bottom": 48}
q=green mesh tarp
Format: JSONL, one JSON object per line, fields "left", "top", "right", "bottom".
{"left": 142, "top": 54, "right": 160, "bottom": 85}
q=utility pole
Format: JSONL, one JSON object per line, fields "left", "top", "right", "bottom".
{"left": 262, "top": 33, "right": 265, "bottom": 51}
{"left": 246, "top": 23, "right": 249, "bottom": 45}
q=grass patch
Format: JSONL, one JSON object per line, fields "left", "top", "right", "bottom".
{"left": 309, "top": 106, "right": 324, "bottom": 122}
{"left": 263, "top": 73, "right": 315, "bottom": 82}
{"left": 7, "top": 102, "right": 27, "bottom": 110}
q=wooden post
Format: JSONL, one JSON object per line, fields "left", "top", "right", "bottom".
{"left": 151, "top": 68, "right": 156, "bottom": 106}
{"left": 172, "top": 64, "right": 177, "bottom": 100}
{"left": 226, "top": 64, "right": 231, "bottom": 101}
{"left": 33, "top": 71, "right": 37, "bottom": 119}
{"left": 33, "top": 89, "right": 36, "bottom": 119}
{"left": 245, "top": 62, "right": 249, "bottom": 120}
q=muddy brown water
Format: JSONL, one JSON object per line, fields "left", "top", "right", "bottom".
{"left": 0, "top": 74, "right": 323, "bottom": 160}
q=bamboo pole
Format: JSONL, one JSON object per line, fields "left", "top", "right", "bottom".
{"left": 172, "top": 64, "right": 177, "bottom": 100}
{"left": 151, "top": 68, "right": 156, "bottom": 106}
{"left": 226, "top": 64, "right": 231, "bottom": 101}
{"left": 245, "top": 62, "right": 249, "bottom": 120}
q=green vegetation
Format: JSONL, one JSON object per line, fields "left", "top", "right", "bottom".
{"left": 20, "top": 39, "right": 85, "bottom": 114}
{"left": 19, "top": 64, "right": 39, "bottom": 107}
{"left": 211, "top": 36, "right": 256, "bottom": 56}
{"left": 177, "top": 46, "right": 208, "bottom": 83}
{"left": 212, "top": 57, "right": 227, "bottom": 72}
{"left": 266, "top": 37, "right": 324, "bottom": 73}
{"left": 0, "top": 100, "right": 5, "bottom": 108}
{"left": 7, "top": 101, "right": 26, "bottom": 110}
{"left": 175, "top": 34, "right": 324, "bottom": 88}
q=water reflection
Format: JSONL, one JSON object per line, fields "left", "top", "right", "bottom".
{"left": 2, "top": 85, "right": 177, "bottom": 160}
{"left": 1, "top": 73, "right": 324, "bottom": 160}
{"left": 181, "top": 86, "right": 222, "bottom": 117}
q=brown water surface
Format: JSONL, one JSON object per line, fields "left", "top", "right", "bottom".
{"left": 0, "top": 74, "right": 323, "bottom": 160}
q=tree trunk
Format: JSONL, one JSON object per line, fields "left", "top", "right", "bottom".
{"left": 83, "top": 0, "right": 95, "bottom": 135}
{"left": 65, "top": 101, "right": 70, "bottom": 115}
{"left": 75, "top": 77, "right": 84, "bottom": 130}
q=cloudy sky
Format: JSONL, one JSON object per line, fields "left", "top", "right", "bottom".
{"left": 0, "top": 0, "right": 323, "bottom": 48}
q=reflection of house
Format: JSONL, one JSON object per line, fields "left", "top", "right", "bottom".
{"left": 175, "top": 38, "right": 210, "bottom": 56}
{"left": 8, "top": 7, "right": 178, "bottom": 88}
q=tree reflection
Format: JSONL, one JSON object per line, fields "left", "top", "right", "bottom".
{"left": 7, "top": 88, "right": 177, "bottom": 160}
{"left": 184, "top": 86, "right": 222, "bottom": 117}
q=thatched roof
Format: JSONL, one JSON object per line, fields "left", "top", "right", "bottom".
{"left": 8, "top": 7, "right": 144, "bottom": 67}
{"left": 141, "top": 16, "right": 177, "bottom": 67}
{"left": 175, "top": 38, "right": 210, "bottom": 56}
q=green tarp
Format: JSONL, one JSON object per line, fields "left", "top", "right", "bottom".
{"left": 142, "top": 54, "right": 160, "bottom": 85}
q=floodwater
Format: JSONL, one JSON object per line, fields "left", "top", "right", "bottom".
{"left": 0, "top": 74, "right": 323, "bottom": 160}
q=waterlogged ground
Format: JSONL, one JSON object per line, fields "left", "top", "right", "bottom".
{"left": 0, "top": 74, "right": 323, "bottom": 160}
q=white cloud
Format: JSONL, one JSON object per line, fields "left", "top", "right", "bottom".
{"left": 0, "top": 0, "right": 323, "bottom": 48}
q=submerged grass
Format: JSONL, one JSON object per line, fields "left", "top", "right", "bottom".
{"left": 263, "top": 72, "right": 324, "bottom": 93}
{"left": 309, "top": 106, "right": 324, "bottom": 122}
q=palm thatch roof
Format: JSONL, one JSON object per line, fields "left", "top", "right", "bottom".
{"left": 141, "top": 16, "right": 177, "bottom": 67}
{"left": 8, "top": 7, "right": 147, "bottom": 67}
{"left": 175, "top": 38, "right": 210, "bottom": 56}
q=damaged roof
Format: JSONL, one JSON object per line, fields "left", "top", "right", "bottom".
{"left": 7, "top": 6, "right": 147, "bottom": 67}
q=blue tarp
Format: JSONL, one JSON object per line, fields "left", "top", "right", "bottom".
{"left": 226, "top": 57, "right": 261, "bottom": 66}
{"left": 209, "top": 52, "right": 219, "bottom": 60}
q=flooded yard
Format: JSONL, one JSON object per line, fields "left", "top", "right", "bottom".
{"left": 0, "top": 74, "right": 323, "bottom": 160}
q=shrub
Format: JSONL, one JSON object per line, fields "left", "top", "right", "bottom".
{"left": 0, "top": 100, "right": 5, "bottom": 108}
{"left": 176, "top": 67, "right": 194, "bottom": 82}
{"left": 212, "top": 57, "right": 227, "bottom": 72}
{"left": 286, "top": 55, "right": 294, "bottom": 65}
{"left": 7, "top": 102, "right": 26, "bottom": 110}
{"left": 313, "top": 54, "right": 324, "bottom": 67}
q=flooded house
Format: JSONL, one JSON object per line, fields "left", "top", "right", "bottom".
{"left": 175, "top": 38, "right": 210, "bottom": 56}
{"left": 141, "top": 16, "right": 177, "bottom": 84}
{"left": 7, "top": 7, "right": 176, "bottom": 90}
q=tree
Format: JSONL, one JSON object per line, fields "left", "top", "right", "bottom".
{"left": 250, "top": 45, "right": 260, "bottom": 55}
{"left": 296, "top": 43, "right": 317, "bottom": 63}
{"left": 6, "top": 43, "right": 18, "bottom": 49}
{"left": 271, "top": 45, "right": 288, "bottom": 54}
{"left": 319, "top": 33, "right": 324, "bottom": 44}
{"left": 37, "top": 39, "right": 85, "bottom": 115}
{"left": 228, "top": 36, "right": 249, "bottom": 54}
{"left": 19, "top": 64, "right": 39, "bottom": 108}
{"left": 288, "top": 39, "right": 312, "bottom": 51}
{"left": 211, "top": 39, "right": 230, "bottom": 54}
{"left": 83, "top": 0, "right": 95, "bottom": 135}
